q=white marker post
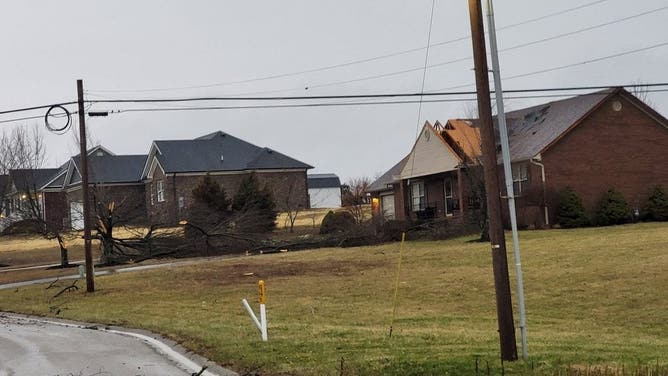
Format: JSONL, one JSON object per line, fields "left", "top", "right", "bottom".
{"left": 241, "top": 280, "right": 268, "bottom": 341}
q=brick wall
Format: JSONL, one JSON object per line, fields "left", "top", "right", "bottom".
{"left": 541, "top": 93, "right": 668, "bottom": 218}
{"left": 146, "top": 169, "right": 309, "bottom": 225}
{"left": 44, "top": 191, "right": 68, "bottom": 230}
{"left": 66, "top": 184, "right": 147, "bottom": 227}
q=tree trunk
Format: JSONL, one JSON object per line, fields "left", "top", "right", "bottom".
{"left": 57, "top": 234, "right": 69, "bottom": 267}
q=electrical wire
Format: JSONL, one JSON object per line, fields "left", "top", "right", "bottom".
{"left": 407, "top": 0, "right": 437, "bottom": 184}
{"left": 79, "top": 82, "right": 668, "bottom": 105}
{"left": 1, "top": 83, "right": 668, "bottom": 126}
{"left": 102, "top": 5, "right": 664, "bottom": 100}
{"left": 429, "top": 41, "right": 668, "bottom": 93}
{"left": 87, "top": 0, "right": 611, "bottom": 94}
{"left": 96, "top": 88, "right": 668, "bottom": 115}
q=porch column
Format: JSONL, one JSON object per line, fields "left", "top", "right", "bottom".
{"left": 457, "top": 168, "right": 465, "bottom": 214}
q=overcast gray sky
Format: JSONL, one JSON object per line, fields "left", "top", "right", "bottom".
{"left": 1, "top": 0, "right": 667, "bottom": 181}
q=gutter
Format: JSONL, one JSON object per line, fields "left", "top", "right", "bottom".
{"left": 529, "top": 155, "right": 549, "bottom": 226}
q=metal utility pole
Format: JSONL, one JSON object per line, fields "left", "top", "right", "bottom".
{"left": 485, "top": 0, "right": 528, "bottom": 360}
{"left": 77, "top": 79, "right": 95, "bottom": 293}
{"left": 467, "top": 0, "right": 518, "bottom": 361}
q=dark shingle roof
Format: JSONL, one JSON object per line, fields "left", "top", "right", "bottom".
{"left": 501, "top": 88, "right": 615, "bottom": 161}
{"left": 154, "top": 131, "right": 312, "bottom": 173}
{"left": 9, "top": 169, "right": 60, "bottom": 191}
{"left": 367, "top": 156, "right": 409, "bottom": 193}
{"left": 72, "top": 155, "right": 147, "bottom": 184}
{"left": 308, "top": 174, "right": 341, "bottom": 189}
{"left": 0, "top": 175, "right": 9, "bottom": 193}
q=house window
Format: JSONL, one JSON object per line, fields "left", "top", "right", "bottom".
{"left": 512, "top": 163, "right": 528, "bottom": 195}
{"left": 150, "top": 184, "right": 155, "bottom": 206}
{"left": 411, "top": 181, "right": 425, "bottom": 212}
{"left": 156, "top": 180, "right": 165, "bottom": 202}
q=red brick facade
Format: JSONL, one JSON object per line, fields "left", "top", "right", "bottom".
{"left": 146, "top": 168, "right": 309, "bottom": 225}
{"left": 497, "top": 93, "right": 668, "bottom": 228}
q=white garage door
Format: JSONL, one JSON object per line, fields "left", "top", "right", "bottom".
{"left": 70, "top": 202, "right": 84, "bottom": 230}
{"left": 381, "top": 194, "right": 395, "bottom": 220}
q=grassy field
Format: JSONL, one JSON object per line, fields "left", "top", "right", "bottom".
{"left": 0, "top": 234, "right": 88, "bottom": 268}
{"left": 0, "top": 222, "right": 667, "bottom": 375}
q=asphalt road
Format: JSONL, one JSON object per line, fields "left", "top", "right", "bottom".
{"left": 0, "top": 314, "right": 222, "bottom": 376}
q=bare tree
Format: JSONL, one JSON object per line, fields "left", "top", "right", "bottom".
{"left": 91, "top": 185, "right": 147, "bottom": 264}
{"left": 630, "top": 80, "right": 654, "bottom": 108}
{"left": 283, "top": 181, "right": 304, "bottom": 233}
{"left": 0, "top": 125, "right": 45, "bottom": 173}
{"left": 341, "top": 176, "right": 371, "bottom": 224}
{"left": 0, "top": 125, "right": 74, "bottom": 267}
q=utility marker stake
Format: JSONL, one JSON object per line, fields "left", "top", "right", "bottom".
{"left": 241, "top": 280, "right": 268, "bottom": 341}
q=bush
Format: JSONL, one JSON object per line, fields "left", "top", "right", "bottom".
{"left": 232, "top": 173, "right": 277, "bottom": 233}
{"left": 642, "top": 185, "right": 668, "bottom": 221}
{"left": 594, "top": 188, "right": 632, "bottom": 226}
{"left": 319, "top": 211, "right": 356, "bottom": 234}
{"left": 555, "top": 187, "right": 590, "bottom": 228}
{"left": 1, "top": 219, "right": 43, "bottom": 235}
{"left": 192, "top": 175, "right": 231, "bottom": 213}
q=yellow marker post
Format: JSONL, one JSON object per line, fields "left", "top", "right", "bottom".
{"left": 258, "top": 280, "right": 267, "bottom": 304}
{"left": 241, "top": 280, "right": 269, "bottom": 341}
{"left": 258, "top": 280, "right": 268, "bottom": 341}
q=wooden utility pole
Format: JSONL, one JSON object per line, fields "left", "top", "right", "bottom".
{"left": 77, "top": 79, "right": 95, "bottom": 293}
{"left": 467, "top": 0, "right": 517, "bottom": 361}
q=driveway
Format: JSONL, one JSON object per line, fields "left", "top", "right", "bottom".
{"left": 0, "top": 314, "right": 234, "bottom": 376}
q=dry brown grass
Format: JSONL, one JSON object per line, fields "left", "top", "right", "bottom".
{"left": 1, "top": 222, "right": 667, "bottom": 375}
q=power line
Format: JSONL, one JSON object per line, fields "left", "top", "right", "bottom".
{"left": 88, "top": 0, "right": 611, "bottom": 94}
{"left": 82, "top": 82, "right": 668, "bottom": 104}
{"left": 97, "top": 88, "right": 668, "bottom": 114}
{"left": 429, "top": 41, "right": 668, "bottom": 92}
{"left": 1, "top": 83, "right": 667, "bottom": 126}
{"left": 0, "top": 101, "right": 77, "bottom": 116}
{"left": 122, "top": 5, "right": 665, "bottom": 99}
{"left": 1, "top": 86, "right": 667, "bottom": 126}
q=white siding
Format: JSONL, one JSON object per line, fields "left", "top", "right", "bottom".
{"left": 308, "top": 187, "right": 341, "bottom": 208}
{"left": 400, "top": 124, "right": 460, "bottom": 179}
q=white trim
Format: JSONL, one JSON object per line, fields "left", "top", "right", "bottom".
{"left": 39, "top": 169, "right": 67, "bottom": 191}
{"left": 146, "top": 156, "right": 166, "bottom": 180}
{"left": 140, "top": 142, "right": 160, "bottom": 179}
{"left": 156, "top": 180, "right": 165, "bottom": 202}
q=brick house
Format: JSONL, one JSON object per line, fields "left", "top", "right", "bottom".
{"left": 41, "top": 146, "right": 147, "bottom": 230}
{"left": 368, "top": 120, "right": 477, "bottom": 222}
{"left": 142, "top": 131, "right": 313, "bottom": 225}
{"left": 369, "top": 87, "right": 668, "bottom": 227}
{"left": 498, "top": 87, "right": 668, "bottom": 227}
{"left": 1, "top": 168, "right": 61, "bottom": 230}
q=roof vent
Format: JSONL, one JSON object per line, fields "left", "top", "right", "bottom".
{"left": 220, "top": 154, "right": 224, "bottom": 162}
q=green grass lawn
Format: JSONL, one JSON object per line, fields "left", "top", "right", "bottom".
{"left": 1, "top": 222, "right": 667, "bottom": 375}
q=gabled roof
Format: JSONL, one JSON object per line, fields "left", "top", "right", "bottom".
{"left": 9, "top": 169, "right": 60, "bottom": 192}
{"left": 307, "top": 174, "right": 341, "bottom": 189}
{"left": 149, "top": 131, "right": 312, "bottom": 175}
{"left": 399, "top": 121, "right": 462, "bottom": 179}
{"left": 497, "top": 87, "right": 668, "bottom": 162}
{"left": 367, "top": 155, "right": 409, "bottom": 193}
{"left": 71, "top": 154, "right": 148, "bottom": 185}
